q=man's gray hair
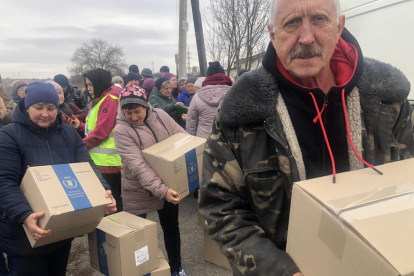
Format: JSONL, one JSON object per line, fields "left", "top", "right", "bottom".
{"left": 268, "top": 0, "right": 341, "bottom": 26}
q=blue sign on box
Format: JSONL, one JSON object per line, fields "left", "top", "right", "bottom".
{"left": 52, "top": 164, "right": 92, "bottom": 211}
{"left": 96, "top": 229, "right": 110, "bottom": 276}
{"left": 184, "top": 149, "right": 200, "bottom": 193}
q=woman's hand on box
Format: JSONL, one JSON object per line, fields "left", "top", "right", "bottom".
{"left": 104, "top": 190, "right": 117, "bottom": 215}
{"left": 166, "top": 189, "right": 181, "bottom": 205}
{"left": 23, "top": 212, "right": 52, "bottom": 241}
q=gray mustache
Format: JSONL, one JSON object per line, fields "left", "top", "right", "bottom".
{"left": 291, "top": 47, "right": 322, "bottom": 60}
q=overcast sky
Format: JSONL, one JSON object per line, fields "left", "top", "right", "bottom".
{"left": 0, "top": 0, "right": 211, "bottom": 79}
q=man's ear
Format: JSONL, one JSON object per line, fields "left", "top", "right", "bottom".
{"left": 337, "top": 14, "right": 346, "bottom": 41}
{"left": 268, "top": 24, "right": 276, "bottom": 45}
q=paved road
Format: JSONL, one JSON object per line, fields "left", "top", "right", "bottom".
{"left": 67, "top": 195, "right": 233, "bottom": 276}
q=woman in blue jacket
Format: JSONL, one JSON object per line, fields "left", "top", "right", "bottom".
{"left": 0, "top": 82, "right": 116, "bottom": 276}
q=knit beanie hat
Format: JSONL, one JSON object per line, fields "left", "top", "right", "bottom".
{"left": 12, "top": 80, "right": 28, "bottom": 95}
{"left": 119, "top": 84, "right": 148, "bottom": 109}
{"left": 112, "top": 76, "right": 124, "bottom": 84}
{"left": 53, "top": 74, "right": 70, "bottom": 88}
{"left": 155, "top": 77, "right": 170, "bottom": 91}
{"left": 194, "top": 77, "right": 206, "bottom": 89}
{"left": 143, "top": 78, "right": 156, "bottom": 91}
{"left": 160, "top": 66, "right": 170, "bottom": 73}
{"left": 238, "top": 69, "right": 249, "bottom": 77}
{"left": 141, "top": 68, "right": 153, "bottom": 78}
{"left": 178, "top": 78, "right": 187, "bottom": 85}
{"left": 126, "top": 72, "right": 140, "bottom": 84}
{"left": 129, "top": 65, "right": 139, "bottom": 74}
{"left": 45, "top": 80, "right": 63, "bottom": 93}
{"left": 186, "top": 77, "right": 197, "bottom": 85}
{"left": 163, "top": 73, "right": 175, "bottom": 80}
{"left": 25, "top": 82, "right": 59, "bottom": 110}
{"left": 206, "top": 61, "right": 225, "bottom": 77}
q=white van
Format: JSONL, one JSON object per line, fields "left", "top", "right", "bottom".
{"left": 342, "top": 0, "right": 414, "bottom": 98}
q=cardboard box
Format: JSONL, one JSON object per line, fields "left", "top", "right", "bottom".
{"left": 143, "top": 249, "right": 170, "bottom": 276}
{"left": 142, "top": 133, "right": 206, "bottom": 198}
{"left": 88, "top": 211, "right": 159, "bottom": 276}
{"left": 19, "top": 162, "right": 111, "bottom": 248}
{"left": 203, "top": 229, "right": 231, "bottom": 270}
{"left": 287, "top": 159, "right": 414, "bottom": 276}
{"left": 198, "top": 211, "right": 208, "bottom": 229}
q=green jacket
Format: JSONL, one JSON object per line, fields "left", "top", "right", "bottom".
{"left": 199, "top": 60, "right": 413, "bottom": 276}
{"left": 148, "top": 87, "right": 178, "bottom": 121}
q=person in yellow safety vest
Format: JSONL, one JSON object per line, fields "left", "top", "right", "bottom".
{"left": 77, "top": 68, "right": 123, "bottom": 212}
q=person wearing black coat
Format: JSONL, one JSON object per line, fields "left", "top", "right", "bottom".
{"left": 54, "top": 74, "right": 88, "bottom": 109}
{"left": 0, "top": 82, "right": 116, "bottom": 276}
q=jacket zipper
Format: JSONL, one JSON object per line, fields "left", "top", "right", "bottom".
{"left": 45, "top": 129, "right": 55, "bottom": 163}
{"left": 145, "top": 122, "right": 158, "bottom": 143}
{"left": 322, "top": 94, "right": 328, "bottom": 175}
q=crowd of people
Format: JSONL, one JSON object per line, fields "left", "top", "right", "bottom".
{"left": 0, "top": 58, "right": 248, "bottom": 276}
{"left": 1, "top": 0, "right": 413, "bottom": 275}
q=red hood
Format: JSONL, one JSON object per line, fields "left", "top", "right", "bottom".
{"left": 276, "top": 38, "right": 358, "bottom": 89}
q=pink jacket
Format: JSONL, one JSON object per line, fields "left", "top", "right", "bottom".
{"left": 114, "top": 104, "right": 186, "bottom": 215}
{"left": 186, "top": 85, "right": 230, "bottom": 139}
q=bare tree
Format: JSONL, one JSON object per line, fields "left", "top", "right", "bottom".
{"left": 68, "top": 38, "right": 127, "bottom": 78}
{"left": 242, "top": 0, "right": 271, "bottom": 70}
{"left": 205, "top": 0, "right": 270, "bottom": 74}
{"left": 205, "top": 20, "right": 227, "bottom": 67}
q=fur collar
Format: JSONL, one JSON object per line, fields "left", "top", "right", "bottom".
{"left": 219, "top": 58, "right": 411, "bottom": 128}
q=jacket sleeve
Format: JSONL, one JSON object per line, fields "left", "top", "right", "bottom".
{"left": 186, "top": 95, "right": 199, "bottom": 136}
{"left": 158, "top": 109, "right": 187, "bottom": 135}
{"left": 114, "top": 127, "right": 169, "bottom": 199}
{"left": 73, "top": 128, "right": 110, "bottom": 190}
{"left": 149, "top": 96, "right": 176, "bottom": 114}
{"left": 162, "top": 102, "right": 176, "bottom": 113}
{"left": 148, "top": 95, "right": 161, "bottom": 109}
{"left": 177, "top": 93, "right": 184, "bottom": 103}
{"left": 75, "top": 88, "right": 87, "bottom": 109}
{"left": 0, "top": 129, "right": 33, "bottom": 224}
{"left": 393, "top": 99, "right": 414, "bottom": 159}
{"left": 199, "top": 117, "right": 300, "bottom": 276}
{"left": 83, "top": 96, "right": 118, "bottom": 150}
{"left": 0, "top": 109, "right": 14, "bottom": 127}
{"left": 70, "top": 103, "right": 87, "bottom": 121}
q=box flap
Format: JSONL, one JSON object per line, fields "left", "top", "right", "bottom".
{"left": 294, "top": 159, "right": 414, "bottom": 275}
{"left": 142, "top": 133, "right": 206, "bottom": 162}
{"left": 97, "top": 212, "right": 156, "bottom": 238}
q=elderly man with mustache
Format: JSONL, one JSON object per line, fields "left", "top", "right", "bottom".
{"left": 199, "top": 0, "right": 413, "bottom": 275}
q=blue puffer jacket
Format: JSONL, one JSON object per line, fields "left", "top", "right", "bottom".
{"left": 176, "top": 89, "right": 193, "bottom": 107}
{"left": 0, "top": 100, "right": 110, "bottom": 256}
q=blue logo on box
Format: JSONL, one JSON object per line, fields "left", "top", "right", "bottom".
{"left": 62, "top": 178, "right": 78, "bottom": 189}
{"left": 185, "top": 149, "right": 200, "bottom": 193}
{"left": 52, "top": 164, "right": 92, "bottom": 211}
{"left": 187, "top": 162, "right": 197, "bottom": 175}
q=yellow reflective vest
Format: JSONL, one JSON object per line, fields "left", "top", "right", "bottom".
{"left": 85, "top": 94, "right": 121, "bottom": 166}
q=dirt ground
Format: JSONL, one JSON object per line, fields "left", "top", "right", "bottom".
{"left": 66, "top": 195, "right": 233, "bottom": 276}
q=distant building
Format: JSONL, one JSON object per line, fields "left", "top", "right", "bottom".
{"left": 229, "top": 52, "right": 265, "bottom": 77}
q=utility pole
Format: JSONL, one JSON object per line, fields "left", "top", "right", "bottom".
{"left": 191, "top": 0, "right": 208, "bottom": 77}
{"left": 178, "top": 0, "right": 188, "bottom": 79}
{"left": 187, "top": 47, "right": 192, "bottom": 76}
